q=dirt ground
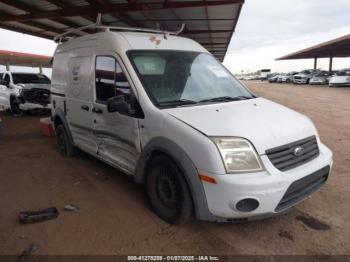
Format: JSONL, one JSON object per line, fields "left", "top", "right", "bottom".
{"left": 0, "top": 82, "right": 349, "bottom": 256}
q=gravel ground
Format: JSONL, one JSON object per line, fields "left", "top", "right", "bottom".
{"left": 0, "top": 81, "right": 349, "bottom": 256}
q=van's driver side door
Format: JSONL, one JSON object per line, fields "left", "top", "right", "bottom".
{"left": 92, "top": 55, "right": 142, "bottom": 175}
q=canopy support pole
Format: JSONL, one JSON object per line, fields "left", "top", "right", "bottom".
{"left": 5, "top": 63, "right": 10, "bottom": 71}
{"left": 313, "top": 58, "right": 317, "bottom": 70}
{"left": 39, "top": 66, "right": 43, "bottom": 73}
{"left": 329, "top": 56, "right": 333, "bottom": 72}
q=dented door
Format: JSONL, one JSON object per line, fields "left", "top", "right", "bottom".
{"left": 92, "top": 55, "right": 140, "bottom": 175}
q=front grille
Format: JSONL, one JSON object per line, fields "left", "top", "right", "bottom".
{"left": 275, "top": 165, "right": 329, "bottom": 212}
{"left": 266, "top": 136, "right": 319, "bottom": 171}
{"left": 294, "top": 76, "right": 301, "bottom": 80}
{"left": 21, "top": 88, "right": 51, "bottom": 105}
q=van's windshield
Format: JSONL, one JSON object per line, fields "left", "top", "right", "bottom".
{"left": 128, "top": 51, "right": 254, "bottom": 108}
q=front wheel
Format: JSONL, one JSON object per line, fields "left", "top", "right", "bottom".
{"left": 55, "top": 124, "right": 75, "bottom": 157}
{"left": 146, "top": 155, "right": 193, "bottom": 224}
{"left": 10, "top": 97, "right": 22, "bottom": 116}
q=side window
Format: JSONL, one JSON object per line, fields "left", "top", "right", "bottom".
{"left": 3, "top": 74, "right": 10, "bottom": 87}
{"left": 95, "top": 55, "right": 143, "bottom": 118}
{"left": 0, "top": 73, "right": 3, "bottom": 80}
{"left": 95, "top": 56, "right": 116, "bottom": 102}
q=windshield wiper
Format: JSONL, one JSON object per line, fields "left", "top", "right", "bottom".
{"left": 199, "top": 95, "right": 253, "bottom": 103}
{"left": 159, "top": 99, "right": 198, "bottom": 107}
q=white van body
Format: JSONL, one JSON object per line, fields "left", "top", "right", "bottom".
{"left": 0, "top": 71, "right": 51, "bottom": 113}
{"left": 51, "top": 30, "right": 333, "bottom": 223}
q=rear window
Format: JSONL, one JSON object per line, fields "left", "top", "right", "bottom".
{"left": 12, "top": 73, "right": 51, "bottom": 84}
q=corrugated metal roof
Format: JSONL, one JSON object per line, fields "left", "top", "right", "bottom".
{"left": 0, "top": 0, "right": 244, "bottom": 61}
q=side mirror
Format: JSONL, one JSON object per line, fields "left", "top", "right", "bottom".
{"left": 107, "top": 95, "right": 129, "bottom": 113}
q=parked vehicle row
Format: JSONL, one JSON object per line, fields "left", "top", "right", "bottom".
{"left": 267, "top": 69, "right": 350, "bottom": 87}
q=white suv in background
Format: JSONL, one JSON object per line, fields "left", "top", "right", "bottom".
{"left": 0, "top": 71, "right": 51, "bottom": 115}
{"left": 51, "top": 28, "right": 333, "bottom": 224}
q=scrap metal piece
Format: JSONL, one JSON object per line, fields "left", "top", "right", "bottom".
{"left": 17, "top": 243, "right": 40, "bottom": 262}
{"left": 64, "top": 204, "right": 80, "bottom": 212}
{"left": 19, "top": 207, "right": 59, "bottom": 224}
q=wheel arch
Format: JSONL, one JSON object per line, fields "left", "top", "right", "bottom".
{"left": 135, "top": 136, "right": 216, "bottom": 221}
{"left": 53, "top": 108, "right": 73, "bottom": 143}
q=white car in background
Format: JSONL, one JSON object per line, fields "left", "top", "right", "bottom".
{"left": 309, "top": 71, "right": 332, "bottom": 85}
{"left": 277, "top": 72, "right": 298, "bottom": 83}
{"left": 329, "top": 71, "right": 350, "bottom": 87}
{"left": 0, "top": 71, "right": 51, "bottom": 115}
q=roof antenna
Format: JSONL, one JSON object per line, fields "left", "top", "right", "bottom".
{"left": 175, "top": 23, "right": 186, "bottom": 35}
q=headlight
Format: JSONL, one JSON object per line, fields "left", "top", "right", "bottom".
{"left": 212, "top": 137, "right": 264, "bottom": 173}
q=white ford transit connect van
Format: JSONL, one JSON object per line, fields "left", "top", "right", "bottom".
{"left": 51, "top": 26, "right": 333, "bottom": 224}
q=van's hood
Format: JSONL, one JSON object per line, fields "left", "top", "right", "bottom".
{"left": 17, "top": 83, "right": 51, "bottom": 91}
{"left": 164, "top": 98, "right": 317, "bottom": 154}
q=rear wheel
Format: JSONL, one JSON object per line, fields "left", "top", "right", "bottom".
{"left": 56, "top": 124, "right": 75, "bottom": 157}
{"left": 146, "top": 155, "right": 193, "bottom": 224}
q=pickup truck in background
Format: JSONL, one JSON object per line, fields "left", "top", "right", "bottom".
{"left": 0, "top": 71, "right": 51, "bottom": 115}
{"left": 293, "top": 69, "right": 319, "bottom": 84}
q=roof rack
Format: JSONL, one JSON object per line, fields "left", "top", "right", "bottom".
{"left": 54, "top": 13, "right": 185, "bottom": 43}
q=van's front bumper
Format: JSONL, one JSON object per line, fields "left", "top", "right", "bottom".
{"left": 200, "top": 143, "right": 333, "bottom": 222}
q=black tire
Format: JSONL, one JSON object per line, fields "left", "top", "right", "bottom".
{"left": 146, "top": 155, "right": 193, "bottom": 224}
{"left": 55, "top": 124, "right": 75, "bottom": 157}
{"left": 10, "top": 97, "right": 22, "bottom": 116}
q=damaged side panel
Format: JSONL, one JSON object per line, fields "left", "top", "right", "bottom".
{"left": 93, "top": 111, "right": 141, "bottom": 175}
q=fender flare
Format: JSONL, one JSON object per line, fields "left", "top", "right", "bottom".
{"left": 135, "top": 136, "right": 216, "bottom": 221}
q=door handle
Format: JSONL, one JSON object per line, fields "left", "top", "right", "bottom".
{"left": 92, "top": 107, "right": 103, "bottom": 114}
{"left": 81, "top": 105, "right": 89, "bottom": 111}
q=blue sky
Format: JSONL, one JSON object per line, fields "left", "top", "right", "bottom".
{"left": 1, "top": 0, "right": 350, "bottom": 75}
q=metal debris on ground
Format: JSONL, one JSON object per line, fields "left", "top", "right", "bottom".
{"left": 19, "top": 207, "right": 59, "bottom": 224}
{"left": 95, "top": 172, "right": 109, "bottom": 181}
{"left": 17, "top": 243, "right": 40, "bottom": 262}
{"left": 296, "top": 213, "right": 331, "bottom": 231}
{"left": 64, "top": 204, "right": 80, "bottom": 212}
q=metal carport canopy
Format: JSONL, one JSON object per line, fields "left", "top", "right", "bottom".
{"left": 275, "top": 34, "right": 350, "bottom": 71}
{"left": 0, "top": 0, "right": 245, "bottom": 62}
{"left": 0, "top": 50, "right": 52, "bottom": 69}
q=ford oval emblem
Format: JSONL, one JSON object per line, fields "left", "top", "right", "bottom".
{"left": 293, "top": 146, "right": 304, "bottom": 156}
